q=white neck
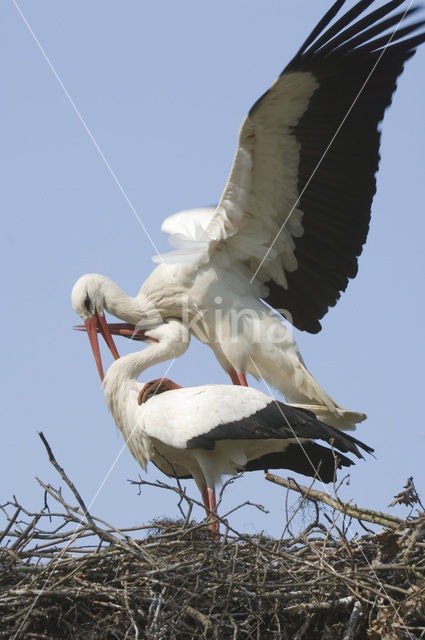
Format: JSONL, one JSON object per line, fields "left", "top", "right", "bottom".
{"left": 100, "top": 277, "right": 142, "bottom": 323}
{"left": 102, "top": 340, "right": 175, "bottom": 440}
{"left": 104, "top": 340, "right": 177, "bottom": 392}
{"left": 103, "top": 320, "right": 189, "bottom": 409}
{"left": 101, "top": 320, "right": 189, "bottom": 467}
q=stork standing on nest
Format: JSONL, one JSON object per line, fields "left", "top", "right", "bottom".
{"left": 74, "top": 314, "right": 373, "bottom": 535}
{"left": 72, "top": 0, "right": 425, "bottom": 429}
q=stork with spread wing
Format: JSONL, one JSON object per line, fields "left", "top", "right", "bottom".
{"left": 72, "top": 0, "right": 425, "bottom": 429}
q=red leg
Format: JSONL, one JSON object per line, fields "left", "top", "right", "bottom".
{"left": 208, "top": 488, "right": 217, "bottom": 514}
{"left": 200, "top": 486, "right": 219, "bottom": 539}
{"left": 228, "top": 368, "right": 241, "bottom": 386}
{"left": 207, "top": 488, "right": 220, "bottom": 539}
{"left": 201, "top": 486, "right": 210, "bottom": 510}
{"left": 238, "top": 372, "right": 248, "bottom": 387}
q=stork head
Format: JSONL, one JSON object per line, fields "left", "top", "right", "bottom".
{"left": 71, "top": 274, "right": 120, "bottom": 381}
{"left": 71, "top": 273, "right": 108, "bottom": 321}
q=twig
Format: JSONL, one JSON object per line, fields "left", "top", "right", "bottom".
{"left": 2, "top": 448, "right": 424, "bottom": 639}
{"left": 0, "top": 505, "right": 21, "bottom": 545}
{"left": 185, "top": 606, "right": 209, "bottom": 628}
{"left": 38, "top": 432, "right": 157, "bottom": 566}
{"left": 342, "top": 601, "right": 363, "bottom": 640}
{"left": 265, "top": 474, "right": 403, "bottom": 529}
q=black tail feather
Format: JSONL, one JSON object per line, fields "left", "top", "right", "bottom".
{"left": 244, "top": 441, "right": 356, "bottom": 483}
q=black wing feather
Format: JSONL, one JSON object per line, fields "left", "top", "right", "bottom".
{"left": 258, "top": 0, "right": 425, "bottom": 332}
{"left": 318, "top": 10, "right": 421, "bottom": 55}
{"left": 187, "top": 401, "right": 373, "bottom": 456}
{"left": 295, "top": 0, "right": 347, "bottom": 59}
{"left": 299, "top": 0, "right": 377, "bottom": 58}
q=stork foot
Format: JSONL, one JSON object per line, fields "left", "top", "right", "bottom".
{"left": 208, "top": 521, "right": 220, "bottom": 541}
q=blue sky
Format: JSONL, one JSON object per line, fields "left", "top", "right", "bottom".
{"left": 1, "top": 0, "right": 424, "bottom": 537}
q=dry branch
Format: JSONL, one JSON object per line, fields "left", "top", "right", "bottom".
{"left": 265, "top": 473, "right": 404, "bottom": 529}
{"left": 1, "top": 436, "right": 424, "bottom": 639}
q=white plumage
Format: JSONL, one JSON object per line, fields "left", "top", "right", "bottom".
{"left": 72, "top": 1, "right": 425, "bottom": 428}
{"left": 98, "top": 319, "right": 372, "bottom": 535}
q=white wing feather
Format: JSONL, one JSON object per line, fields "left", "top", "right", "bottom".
{"left": 141, "top": 385, "right": 271, "bottom": 449}
{"left": 153, "top": 71, "right": 317, "bottom": 287}
{"left": 152, "top": 207, "right": 215, "bottom": 264}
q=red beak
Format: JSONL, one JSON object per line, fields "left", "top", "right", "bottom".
{"left": 74, "top": 322, "right": 148, "bottom": 341}
{"left": 74, "top": 320, "right": 150, "bottom": 381}
{"left": 77, "top": 313, "right": 122, "bottom": 382}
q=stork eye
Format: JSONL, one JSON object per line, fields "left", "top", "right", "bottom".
{"left": 84, "top": 293, "right": 93, "bottom": 313}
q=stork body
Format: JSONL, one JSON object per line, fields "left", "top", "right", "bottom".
{"left": 72, "top": 0, "right": 425, "bottom": 428}
{"left": 101, "top": 320, "right": 373, "bottom": 532}
{"left": 72, "top": 269, "right": 363, "bottom": 429}
{"left": 141, "top": 262, "right": 360, "bottom": 422}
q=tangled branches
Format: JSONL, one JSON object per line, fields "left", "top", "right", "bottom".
{"left": 0, "top": 435, "right": 424, "bottom": 639}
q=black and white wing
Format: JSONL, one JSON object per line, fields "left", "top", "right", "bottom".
{"left": 143, "top": 385, "right": 373, "bottom": 483}
{"left": 156, "top": 0, "right": 425, "bottom": 332}
{"left": 185, "top": 393, "right": 373, "bottom": 483}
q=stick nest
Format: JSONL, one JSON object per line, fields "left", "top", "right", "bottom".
{"left": 1, "top": 436, "right": 424, "bottom": 640}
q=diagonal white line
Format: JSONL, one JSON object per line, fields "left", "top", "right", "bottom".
{"left": 249, "top": 355, "right": 415, "bottom": 638}
{"left": 11, "top": 0, "right": 163, "bottom": 262}
{"left": 10, "top": 1, "right": 417, "bottom": 636}
{"left": 87, "top": 358, "right": 177, "bottom": 506}
{"left": 12, "top": 358, "right": 176, "bottom": 639}
{"left": 249, "top": 356, "right": 350, "bottom": 488}
{"left": 251, "top": 0, "right": 416, "bottom": 284}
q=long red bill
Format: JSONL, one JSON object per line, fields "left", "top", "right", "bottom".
{"left": 96, "top": 314, "right": 120, "bottom": 360}
{"left": 84, "top": 316, "right": 105, "bottom": 381}
{"left": 74, "top": 322, "right": 148, "bottom": 341}
{"left": 78, "top": 314, "right": 122, "bottom": 382}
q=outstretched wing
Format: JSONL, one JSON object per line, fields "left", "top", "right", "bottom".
{"left": 155, "top": 0, "right": 425, "bottom": 332}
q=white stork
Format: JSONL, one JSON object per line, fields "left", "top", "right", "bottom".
{"left": 72, "top": 0, "right": 425, "bottom": 429}
{"left": 76, "top": 317, "right": 373, "bottom": 534}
